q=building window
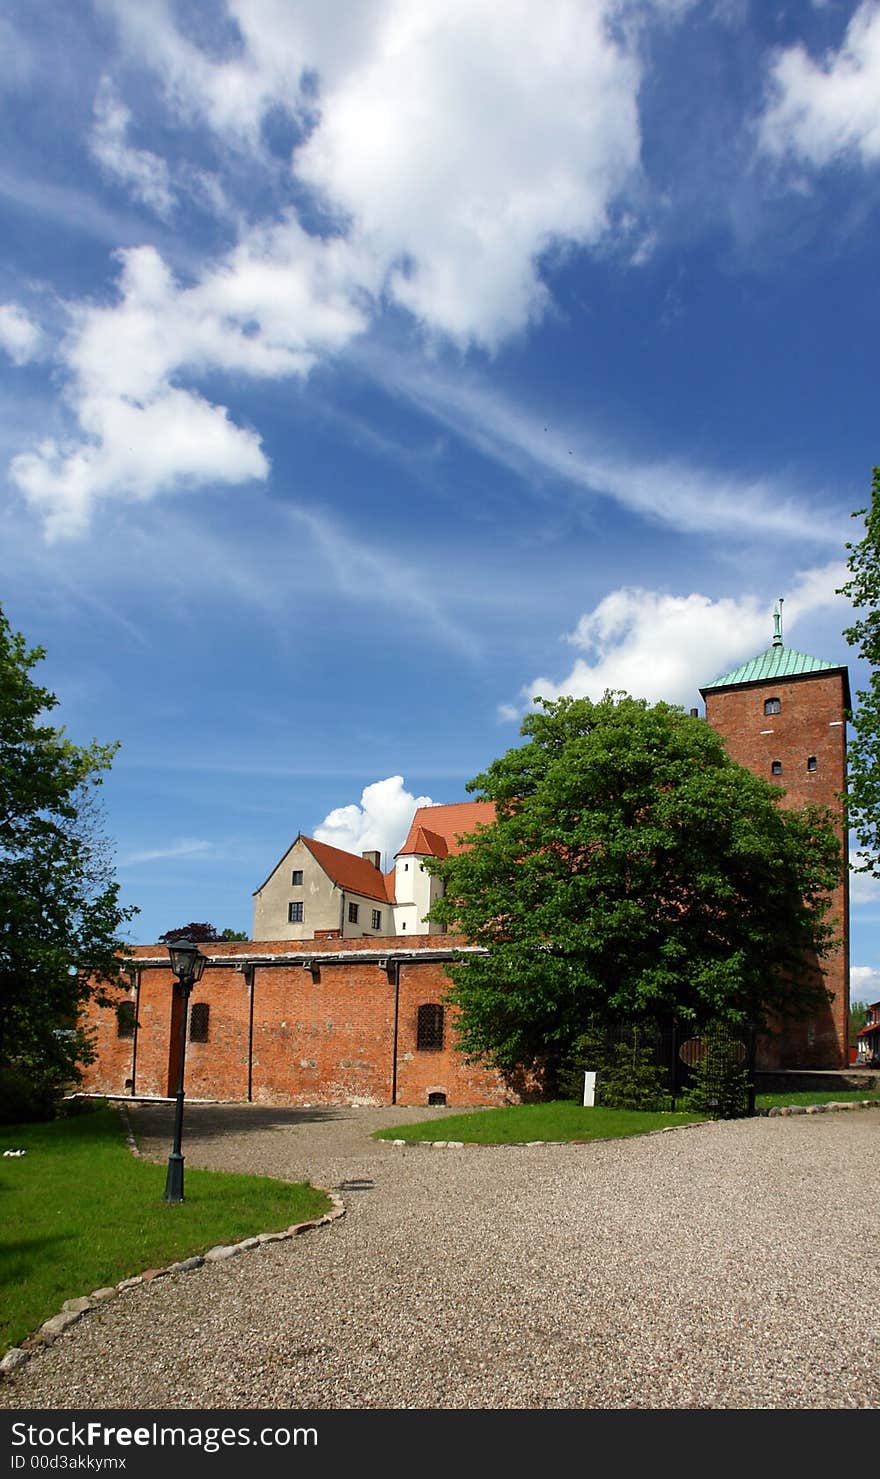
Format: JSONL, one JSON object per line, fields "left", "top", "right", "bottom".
{"left": 288, "top": 901, "right": 304, "bottom": 923}
{"left": 807, "top": 755, "right": 817, "bottom": 772}
{"left": 348, "top": 902, "right": 359, "bottom": 923}
{"left": 291, "top": 869, "right": 303, "bottom": 886}
{"left": 189, "top": 1003, "right": 210, "bottom": 1043}
{"left": 404, "top": 862, "right": 409, "bottom": 871}
{"left": 116, "top": 1001, "right": 136, "bottom": 1039}
{"left": 371, "top": 909, "right": 382, "bottom": 930}
{"left": 771, "top": 760, "right": 782, "bottom": 776}
{"left": 417, "top": 1003, "right": 445, "bottom": 1051}
{"left": 764, "top": 698, "right": 781, "bottom": 715}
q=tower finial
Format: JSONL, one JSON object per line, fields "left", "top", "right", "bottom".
{"left": 772, "top": 597, "right": 784, "bottom": 648}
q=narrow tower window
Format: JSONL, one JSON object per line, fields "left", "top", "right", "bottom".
{"left": 764, "top": 698, "right": 781, "bottom": 715}
{"left": 116, "top": 1001, "right": 136, "bottom": 1039}
{"left": 189, "top": 1003, "right": 210, "bottom": 1043}
{"left": 771, "top": 760, "right": 782, "bottom": 776}
{"left": 807, "top": 755, "right": 817, "bottom": 772}
{"left": 417, "top": 1003, "right": 445, "bottom": 1051}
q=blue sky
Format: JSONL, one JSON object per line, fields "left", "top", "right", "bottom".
{"left": 1, "top": 0, "right": 878, "bottom": 1001}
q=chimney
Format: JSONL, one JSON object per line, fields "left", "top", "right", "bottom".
{"left": 362, "top": 850, "right": 381, "bottom": 870}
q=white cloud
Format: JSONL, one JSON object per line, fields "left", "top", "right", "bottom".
{"left": 294, "top": 0, "right": 643, "bottom": 347}
{"left": 8, "top": 226, "right": 373, "bottom": 537}
{"left": 0, "top": 303, "right": 42, "bottom": 365}
{"left": 850, "top": 854, "right": 880, "bottom": 905}
{"left": 11, "top": 384, "right": 267, "bottom": 540}
{"left": 758, "top": 2, "right": 880, "bottom": 168}
{"left": 314, "top": 775, "right": 434, "bottom": 862}
{"left": 90, "top": 77, "right": 175, "bottom": 216}
{"left": 102, "top": 0, "right": 659, "bottom": 347}
{"left": 515, "top": 566, "right": 848, "bottom": 710}
{"left": 850, "top": 963, "right": 880, "bottom": 1004}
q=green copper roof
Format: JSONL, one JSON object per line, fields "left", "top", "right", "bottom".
{"left": 701, "top": 644, "right": 843, "bottom": 691}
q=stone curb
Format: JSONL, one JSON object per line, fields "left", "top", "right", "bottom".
{"left": 0, "top": 1104, "right": 345, "bottom": 1380}
{"left": 383, "top": 1099, "right": 880, "bottom": 1146}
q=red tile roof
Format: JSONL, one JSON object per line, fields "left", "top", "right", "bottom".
{"left": 397, "top": 801, "right": 496, "bottom": 859}
{"left": 301, "top": 836, "right": 393, "bottom": 903}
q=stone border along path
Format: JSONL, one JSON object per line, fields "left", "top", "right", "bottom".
{"left": 0, "top": 1104, "right": 345, "bottom": 1378}
{"left": 3, "top": 1096, "right": 876, "bottom": 1376}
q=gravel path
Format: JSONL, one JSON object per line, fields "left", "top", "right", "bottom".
{"left": 1, "top": 1104, "right": 878, "bottom": 1410}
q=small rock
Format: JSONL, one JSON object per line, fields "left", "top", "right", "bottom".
{"left": 446, "top": 1141, "right": 465, "bottom": 1149}
{"left": 292, "top": 1221, "right": 319, "bottom": 1235}
{"left": 788, "top": 1106, "right": 806, "bottom": 1115}
{"left": 141, "top": 1268, "right": 167, "bottom": 1283}
{"left": 61, "top": 1296, "right": 94, "bottom": 1314}
{"left": 170, "top": 1256, "right": 204, "bottom": 1272}
{"left": 0, "top": 1348, "right": 30, "bottom": 1373}
{"left": 116, "top": 1276, "right": 144, "bottom": 1290}
{"left": 90, "top": 1288, "right": 118, "bottom": 1302}
{"left": 40, "top": 1312, "right": 83, "bottom": 1338}
{"left": 431, "top": 1141, "right": 449, "bottom": 1149}
{"left": 204, "top": 1245, "right": 239, "bottom": 1262}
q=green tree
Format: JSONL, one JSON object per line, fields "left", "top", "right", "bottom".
{"left": 838, "top": 467, "right": 880, "bottom": 877}
{"left": 849, "top": 1000, "right": 869, "bottom": 1046}
{"left": 0, "top": 604, "right": 137, "bottom": 1116}
{"left": 427, "top": 693, "right": 843, "bottom": 1089}
{"left": 158, "top": 924, "right": 249, "bottom": 943}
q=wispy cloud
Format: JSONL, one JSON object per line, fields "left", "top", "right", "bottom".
{"left": 361, "top": 349, "right": 848, "bottom": 547}
{"left": 120, "top": 836, "right": 215, "bottom": 866}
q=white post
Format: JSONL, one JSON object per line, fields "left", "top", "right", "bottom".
{"left": 583, "top": 1070, "right": 596, "bottom": 1108}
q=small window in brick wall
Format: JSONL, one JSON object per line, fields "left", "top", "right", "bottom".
{"left": 764, "top": 698, "right": 781, "bottom": 715}
{"left": 189, "top": 1003, "right": 210, "bottom": 1043}
{"left": 116, "top": 1001, "right": 136, "bottom": 1039}
{"left": 771, "top": 760, "right": 782, "bottom": 776}
{"left": 807, "top": 755, "right": 817, "bottom": 772}
{"left": 417, "top": 1003, "right": 445, "bottom": 1052}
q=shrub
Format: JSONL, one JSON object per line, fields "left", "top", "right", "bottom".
{"left": 680, "top": 1032, "right": 751, "bottom": 1119}
{"left": 0, "top": 1064, "right": 66, "bottom": 1125}
{"left": 558, "top": 1022, "right": 672, "bottom": 1111}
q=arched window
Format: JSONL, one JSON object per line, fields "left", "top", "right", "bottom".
{"left": 807, "top": 755, "right": 817, "bottom": 772}
{"left": 764, "top": 698, "right": 781, "bottom": 715}
{"left": 189, "top": 1003, "right": 210, "bottom": 1043}
{"left": 416, "top": 1003, "right": 445, "bottom": 1052}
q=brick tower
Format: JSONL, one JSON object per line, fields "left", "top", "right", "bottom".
{"left": 699, "top": 602, "right": 850, "bottom": 1069}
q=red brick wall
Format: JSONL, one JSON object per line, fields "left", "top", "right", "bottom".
{"left": 704, "top": 670, "right": 849, "bottom": 1068}
{"left": 80, "top": 939, "right": 513, "bottom": 1107}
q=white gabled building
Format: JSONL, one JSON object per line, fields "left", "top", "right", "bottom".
{"left": 252, "top": 801, "right": 496, "bottom": 942}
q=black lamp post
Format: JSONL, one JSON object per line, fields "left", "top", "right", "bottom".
{"left": 164, "top": 938, "right": 207, "bottom": 1204}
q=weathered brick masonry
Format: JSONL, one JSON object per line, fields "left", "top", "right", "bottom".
{"left": 81, "top": 937, "right": 513, "bottom": 1108}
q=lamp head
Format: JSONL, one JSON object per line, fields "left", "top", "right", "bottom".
{"left": 167, "top": 939, "right": 208, "bottom": 984}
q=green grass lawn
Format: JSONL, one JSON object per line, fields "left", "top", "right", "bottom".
{"left": 373, "top": 1101, "right": 707, "bottom": 1145}
{"left": 755, "top": 1088, "right": 880, "bottom": 1109}
{"left": 0, "top": 1106, "right": 331, "bottom": 1353}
